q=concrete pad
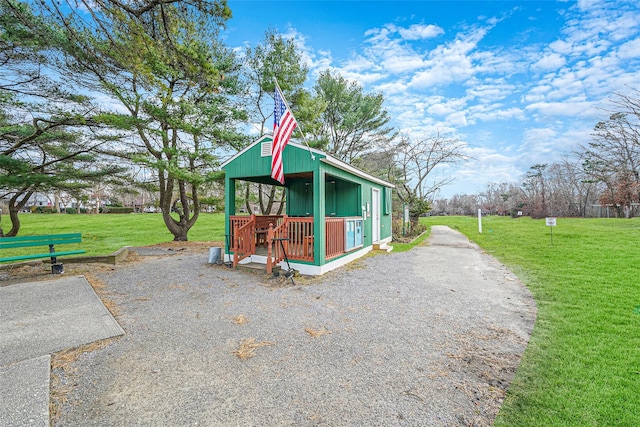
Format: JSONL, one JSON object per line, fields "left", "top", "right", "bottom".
{"left": 429, "top": 224, "right": 475, "bottom": 248}
{"left": 0, "top": 275, "right": 124, "bottom": 366}
{"left": 0, "top": 355, "right": 50, "bottom": 427}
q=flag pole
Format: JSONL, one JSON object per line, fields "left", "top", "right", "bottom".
{"left": 274, "top": 78, "right": 315, "bottom": 161}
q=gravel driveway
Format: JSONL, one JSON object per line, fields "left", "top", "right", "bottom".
{"left": 52, "top": 226, "right": 536, "bottom": 426}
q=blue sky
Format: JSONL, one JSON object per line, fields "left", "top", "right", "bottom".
{"left": 222, "top": 0, "right": 640, "bottom": 197}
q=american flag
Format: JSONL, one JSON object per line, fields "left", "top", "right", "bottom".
{"left": 271, "top": 85, "right": 298, "bottom": 184}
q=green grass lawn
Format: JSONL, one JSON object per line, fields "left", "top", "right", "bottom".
{"left": 1, "top": 213, "right": 226, "bottom": 257}
{"left": 421, "top": 215, "right": 640, "bottom": 426}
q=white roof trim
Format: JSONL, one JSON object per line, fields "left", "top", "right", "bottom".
{"left": 321, "top": 156, "right": 395, "bottom": 188}
{"left": 287, "top": 140, "right": 326, "bottom": 158}
{"left": 220, "top": 135, "right": 270, "bottom": 168}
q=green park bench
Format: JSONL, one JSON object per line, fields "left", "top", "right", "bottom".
{"left": 0, "top": 233, "right": 86, "bottom": 274}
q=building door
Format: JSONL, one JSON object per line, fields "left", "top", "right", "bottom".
{"left": 371, "top": 188, "right": 380, "bottom": 242}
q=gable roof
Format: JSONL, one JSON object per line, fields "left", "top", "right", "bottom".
{"left": 221, "top": 135, "right": 394, "bottom": 188}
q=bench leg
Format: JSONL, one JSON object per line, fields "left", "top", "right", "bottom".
{"left": 49, "top": 244, "right": 63, "bottom": 274}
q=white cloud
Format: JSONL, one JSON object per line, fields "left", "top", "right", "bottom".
{"left": 469, "top": 106, "right": 525, "bottom": 122}
{"left": 372, "top": 80, "right": 411, "bottom": 95}
{"left": 466, "top": 82, "right": 516, "bottom": 102}
{"left": 339, "top": 70, "right": 387, "bottom": 85}
{"left": 525, "top": 100, "right": 597, "bottom": 118}
{"left": 532, "top": 52, "right": 567, "bottom": 73}
{"left": 549, "top": 40, "right": 573, "bottom": 55}
{"left": 471, "top": 50, "right": 524, "bottom": 76}
{"left": 380, "top": 54, "right": 426, "bottom": 74}
{"left": 617, "top": 38, "right": 640, "bottom": 59}
{"left": 443, "top": 147, "right": 523, "bottom": 196}
{"left": 446, "top": 111, "right": 468, "bottom": 127}
{"left": 397, "top": 24, "right": 445, "bottom": 40}
{"left": 428, "top": 103, "right": 455, "bottom": 116}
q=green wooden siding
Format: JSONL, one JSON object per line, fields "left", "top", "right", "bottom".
{"left": 334, "top": 179, "right": 360, "bottom": 217}
{"left": 286, "top": 179, "right": 314, "bottom": 216}
{"left": 325, "top": 180, "right": 337, "bottom": 216}
{"left": 319, "top": 162, "right": 392, "bottom": 246}
{"left": 224, "top": 136, "right": 321, "bottom": 182}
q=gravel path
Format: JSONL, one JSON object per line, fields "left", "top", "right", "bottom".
{"left": 52, "top": 226, "right": 536, "bottom": 426}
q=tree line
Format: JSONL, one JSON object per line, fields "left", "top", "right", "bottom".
{"left": 1, "top": 0, "right": 466, "bottom": 240}
{"left": 433, "top": 90, "right": 640, "bottom": 219}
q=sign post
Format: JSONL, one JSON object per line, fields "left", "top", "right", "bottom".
{"left": 403, "top": 204, "right": 410, "bottom": 236}
{"left": 546, "top": 217, "right": 556, "bottom": 245}
{"left": 478, "top": 208, "right": 482, "bottom": 234}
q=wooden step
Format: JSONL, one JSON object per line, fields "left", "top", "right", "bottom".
{"left": 236, "top": 262, "right": 280, "bottom": 274}
{"left": 373, "top": 242, "right": 393, "bottom": 253}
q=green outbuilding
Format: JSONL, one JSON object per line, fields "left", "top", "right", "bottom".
{"left": 221, "top": 135, "right": 394, "bottom": 275}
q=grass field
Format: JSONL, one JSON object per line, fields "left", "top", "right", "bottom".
{"left": 421, "top": 215, "right": 640, "bottom": 426}
{"left": 1, "top": 213, "right": 226, "bottom": 257}
{"left": 4, "top": 213, "right": 639, "bottom": 425}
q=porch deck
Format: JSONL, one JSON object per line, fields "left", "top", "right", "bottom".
{"left": 229, "top": 215, "right": 350, "bottom": 272}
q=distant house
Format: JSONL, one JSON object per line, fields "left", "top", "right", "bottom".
{"left": 221, "top": 135, "right": 394, "bottom": 276}
{"left": 1, "top": 192, "right": 51, "bottom": 211}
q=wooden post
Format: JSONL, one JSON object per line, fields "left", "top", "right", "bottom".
{"left": 266, "top": 223, "right": 274, "bottom": 274}
{"left": 233, "top": 223, "right": 238, "bottom": 268}
{"left": 250, "top": 213, "right": 256, "bottom": 254}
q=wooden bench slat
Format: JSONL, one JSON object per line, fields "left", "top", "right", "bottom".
{"left": 0, "top": 238, "right": 82, "bottom": 249}
{"left": 0, "top": 250, "right": 86, "bottom": 263}
{"left": 0, "top": 233, "right": 81, "bottom": 242}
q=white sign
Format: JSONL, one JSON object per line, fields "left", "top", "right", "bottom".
{"left": 404, "top": 205, "right": 410, "bottom": 224}
{"left": 546, "top": 217, "right": 557, "bottom": 226}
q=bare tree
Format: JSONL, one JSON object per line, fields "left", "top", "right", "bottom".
{"left": 521, "top": 164, "right": 548, "bottom": 218}
{"left": 582, "top": 89, "right": 640, "bottom": 217}
{"left": 478, "top": 182, "right": 522, "bottom": 216}
{"left": 394, "top": 132, "right": 467, "bottom": 225}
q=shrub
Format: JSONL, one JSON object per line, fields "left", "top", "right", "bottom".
{"left": 31, "top": 206, "right": 54, "bottom": 214}
{"left": 392, "top": 218, "right": 426, "bottom": 242}
{"left": 102, "top": 206, "right": 134, "bottom": 214}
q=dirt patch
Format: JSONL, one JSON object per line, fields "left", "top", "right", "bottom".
{"left": 305, "top": 326, "right": 331, "bottom": 338}
{"left": 49, "top": 337, "right": 119, "bottom": 423}
{"left": 230, "top": 314, "right": 249, "bottom": 325}
{"left": 147, "top": 240, "right": 220, "bottom": 251}
{"left": 0, "top": 241, "right": 217, "bottom": 286}
{"left": 232, "top": 338, "right": 275, "bottom": 360}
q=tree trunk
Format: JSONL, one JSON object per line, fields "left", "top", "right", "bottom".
{"left": 160, "top": 178, "right": 200, "bottom": 241}
{"left": 6, "top": 190, "right": 33, "bottom": 237}
{"left": 53, "top": 193, "right": 61, "bottom": 213}
{"left": 244, "top": 183, "right": 252, "bottom": 214}
{"left": 162, "top": 206, "right": 189, "bottom": 241}
{"left": 276, "top": 188, "right": 286, "bottom": 215}
{"left": 262, "top": 185, "right": 276, "bottom": 214}
{"left": 159, "top": 173, "right": 189, "bottom": 241}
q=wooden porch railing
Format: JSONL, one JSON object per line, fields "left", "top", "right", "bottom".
{"left": 286, "top": 217, "right": 314, "bottom": 262}
{"left": 232, "top": 215, "right": 255, "bottom": 268}
{"left": 266, "top": 219, "right": 288, "bottom": 274}
{"left": 325, "top": 217, "right": 345, "bottom": 260}
{"left": 229, "top": 215, "right": 252, "bottom": 251}
{"left": 230, "top": 214, "right": 352, "bottom": 270}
